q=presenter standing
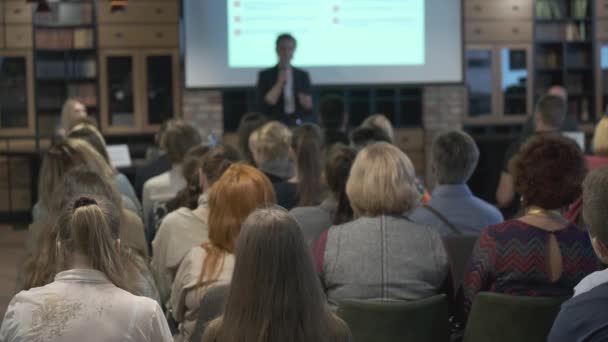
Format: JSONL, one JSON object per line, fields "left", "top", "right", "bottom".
{"left": 256, "top": 33, "right": 312, "bottom": 126}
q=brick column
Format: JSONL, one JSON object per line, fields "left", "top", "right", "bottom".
{"left": 422, "top": 85, "right": 467, "bottom": 187}
{"left": 182, "top": 89, "right": 224, "bottom": 141}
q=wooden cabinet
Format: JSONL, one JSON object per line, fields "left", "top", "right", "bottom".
{"left": 0, "top": 50, "right": 35, "bottom": 136}
{"left": 466, "top": 21, "right": 533, "bottom": 43}
{"left": 5, "top": 25, "right": 32, "bottom": 49}
{"left": 596, "top": 0, "right": 608, "bottom": 18}
{"left": 465, "top": 0, "right": 533, "bottom": 20}
{"left": 0, "top": 25, "right": 4, "bottom": 49}
{"left": 598, "top": 20, "right": 608, "bottom": 40}
{"left": 97, "top": 1, "right": 179, "bottom": 24}
{"left": 100, "top": 49, "right": 179, "bottom": 134}
{"left": 98, "top": 25, "right": 178, "bottom": 48}
{"left": 4, "top": 1, "right": 33, "bottom": 24}
{"left": 465, "top": 45, "right": 532, "bottom": 124}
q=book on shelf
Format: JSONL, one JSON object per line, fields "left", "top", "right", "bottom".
{"left": 536, "top": 22, "right": 588, "bottom": 41}
{"left": 67, "top": 84, "right": 97, "bottom": 106}
{"left": 34, "top": 2, "right": 93, "bottom": 26}
{"left": 571, "top": 0, "right": 588, "bottom": 19}
{"left": 536, "top": 0, "right": 563, "bottom": 19}
{"left": 35, "top": 29, "right": 94, "bottom": 49}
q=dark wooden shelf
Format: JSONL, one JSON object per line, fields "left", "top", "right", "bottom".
{"left": 38, "top": 77, "right": 97, "bottom": 83}
{"left": 34, "top": 24, "right": 95, "bottom": 29}
{"left": 36, "top": 48, "right": 96, "bottom": 53}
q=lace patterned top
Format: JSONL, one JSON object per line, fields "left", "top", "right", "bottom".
{"left": 0, "top": 269, "right": 172, "bottom": 342}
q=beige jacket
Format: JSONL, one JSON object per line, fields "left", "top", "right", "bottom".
{"left": 169, "top": 246, "right": 235, "bottom": 342}
{"left": 151, "top": 207, "right": 209, "bottom": 305}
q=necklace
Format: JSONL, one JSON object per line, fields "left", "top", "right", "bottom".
{"left": 526, "top": 208, "right": 561, "bottom": 216}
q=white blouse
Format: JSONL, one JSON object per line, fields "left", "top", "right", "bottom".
{"left": 0, "top": 269, "right": 172, "bottom": 342}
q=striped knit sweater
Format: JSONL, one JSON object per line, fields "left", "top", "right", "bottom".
{"left": 463, "top": 220, "right": 599, "bottom": 316}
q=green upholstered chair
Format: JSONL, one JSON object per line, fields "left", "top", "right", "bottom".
{"left": 463, "top": 292, "right": 567, "bottom": 342}
{"left": 337, "top": 294, "right": 450, "bottom": 342}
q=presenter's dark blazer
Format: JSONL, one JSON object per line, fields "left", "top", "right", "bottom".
{"left": 255, "top": 65, "right": 312, "bottom": 125}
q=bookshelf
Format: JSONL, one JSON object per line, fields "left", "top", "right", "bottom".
{"left": 32, "top": 0, "right": 99, "bottom": 138}
{"left": 534, "top": 0, "right": 595, "bottom": 122}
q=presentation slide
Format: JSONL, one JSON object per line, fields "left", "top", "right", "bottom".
{"left": 184, "top": 0, "right": 462, "bottom": 87}
{"left": 227, "top": 0, "right": 425, "bottom": 68}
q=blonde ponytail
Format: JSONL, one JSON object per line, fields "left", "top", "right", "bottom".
{"left": 57, "top": 196, "right": 127, "bottom": 289}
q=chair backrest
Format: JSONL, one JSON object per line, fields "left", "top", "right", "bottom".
{"left": 443, "top": 235, "right": 478, "bottom": 287}
{"left": 337, "top": 294, "right": 450, "bottom": 342}
{"left": 463, "top": 292, "right": 567, "bottom": 342}
{"left": 189, "top": 283, "right": 230, "bottom": 342}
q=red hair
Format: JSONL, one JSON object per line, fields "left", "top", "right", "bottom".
{"left": 198, "top": 164, "right": 276, "bottom": 285}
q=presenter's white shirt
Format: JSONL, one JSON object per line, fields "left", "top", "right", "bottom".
{"left": 0, "top": 269, "right": 172, "bottom": 342}
{"left": 283, "top": 67, "right": 295, "bottom": 114}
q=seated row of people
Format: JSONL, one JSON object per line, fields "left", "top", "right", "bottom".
{"left": 6, "top": 92, "right": 608, "bottom": 341}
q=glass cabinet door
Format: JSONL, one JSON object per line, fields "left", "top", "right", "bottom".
{"left": 0, "top": 56, "right": 29, "bottom": 129}
{"left": 501, "top": 47, "right": 530, "bottom": 116}
{"left": 466, "top": 48, "right": 494, "bottom": 117}
{"left": 105, "top": 55, "right": 136, "bottom": 128}
{"left": 144, "top": 53, "right": 177, "bottom": 127}
{"left": 600, "top": 45, "right": 608, "bottom": 115}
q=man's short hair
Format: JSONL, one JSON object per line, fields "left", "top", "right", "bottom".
{"left": 319, "top": 95, "right": 345, "bottom": 129}
{"left": 276, "top": 33, "right": 296, "bottom": 47}
{"left": 163, "top": 120, "right": 203, "bottom": 164}
{"left": 432, "top": 130, "right": 480, "bottom": 185}
{"left": 536, "top": 94, "right": 566, "bottom": 129}
{"left": 583, "top": 166, "right": 608, "bottom": 248}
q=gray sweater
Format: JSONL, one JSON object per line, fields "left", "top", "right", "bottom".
{"left": 317, "top": 215, "right": 449, "bottom": 307}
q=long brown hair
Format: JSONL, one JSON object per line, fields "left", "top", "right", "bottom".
{"left": 204, "top": 208, "right": 351, "bottom": 342}
{"left": 23, "top": 168, "right": 126, "bottom": 290}
{"left": 198, "top": 164, "right": 276, "bottom": 286}
{"left": 292, "top": 123, "right": 325, "bottom": 206}
{"left": 325, "top": 144, "right": 357, "bottom": 225}
{"left": 37, "top": 138, "right": 113, "bottom": 214}
{"left": 55, "top": 195, "right": 127, "bottom": 289}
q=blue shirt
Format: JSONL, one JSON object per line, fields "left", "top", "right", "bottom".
{"left": 548, "top": 282, "right": 608, "bottom": 342}
{"left": 409, "top": 184, "right": 503, "bottom": 236}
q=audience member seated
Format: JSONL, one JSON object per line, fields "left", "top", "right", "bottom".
{"left": 23, "top": 167, "right": 150, "bottom": 293}
{"left": 319, "top": 95, "right": 350, "bottom": 147}
{"left": 549, "top": 166, "right": 608, "bottom": 341}
{"left": 26, "top": 139, "right": 147, "bottom": 263}
{"left": 314, "top": 142, "right": 449, "bottom": 307}
{"left": 142, "top": 120, "right": 202, "bottom": 226}
{"left": 202, "top": 207, "right": 351, "bottom": 342}
{"left": 151, "top": 145, "right": 239, "bottom": 304}
{"left": 249, "top": 121, "right": 297, "bottom": 208}
{"left": 496, "top": 94, "right": 566, "bottom": 214}
{"left": 291, "top": 144, "right": 357, "bottom": 246}
{"left": 135, "top": 120, "right": 173, "bottom": 199}
{"left": 0, "top": 194, "right": 171, "bottom": 341}
{"left": 56, "top": 98, "right": 88, "bottom": 137}
{"left": 237, "top": 112, "right": 269, "bottom": 165}
{"left": 148, "top": 145, "right": 212, "bottom": 243}
{"left": 566, "top": 116, "right": 608, "bottom": 226}
{"left": 587, "top": 116, "right": 608, "bottom": 169}
{"left": 68, "top": 123, "right": 142, "bottom": 215}
{"left": 361, "top": 114, "right": 395, "bottom": 143}
{"left": 520, "top": 86, "right": 579, "bottom": 138}
{"left": 169, "top": 164, "right": 276, "bottom": 342}
{"left": 463, "top": 135, "right": 599, "bottom": 317}
{"left": 410, "top": 130, "right": 503, "bottom": 235}
{"left": 289, "top": 123, "right": 326, "bottom": 206}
